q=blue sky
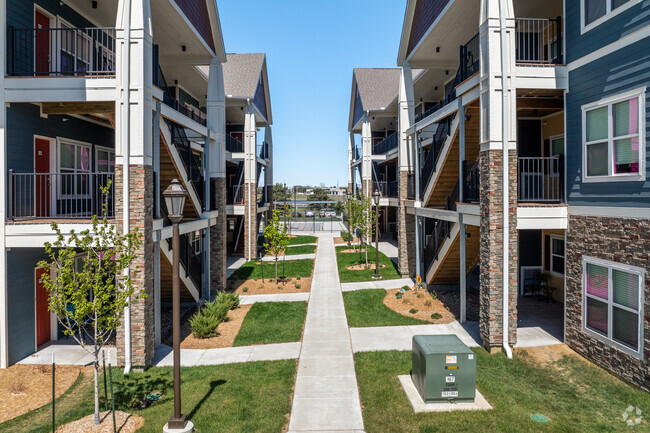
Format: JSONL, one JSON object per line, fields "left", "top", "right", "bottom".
{"left": 218, "top": 0, "right": 405, "bottom": 188}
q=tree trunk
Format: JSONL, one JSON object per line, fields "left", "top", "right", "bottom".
{"left": 94, "top": 357, "right": 100, "bottom": 424}
{"left": 275, "top": 258, "right": 278, "bottom": 281}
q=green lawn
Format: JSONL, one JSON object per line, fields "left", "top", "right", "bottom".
{"left": 228, "top": 259, "right": 314, "bottom": 281}
{"left": 336, "top": 245, "right": 401, "bottom": 282}
{"left": 343, "top": 289, "right": 428, "bottom": 327}
{"left": 355, "top": 350, "right": 650, "bottom": 433}
{"left": 287, "top": 235, "right": 317, "bottom": 245}
{"left": 1, "top": 361, "right": 296, "bottom": 433}
{"left": 233, "top": 302, "right": 307, "bottom": 346}
{"left": 284, "top": 245, "right": 317, "bottom": 255}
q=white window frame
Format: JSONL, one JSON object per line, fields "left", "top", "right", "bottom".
{"left": 548, "top": 235, "right": 565, "bottom": 278}
{"left": 581, "top": 87, "right": 646, "bottom": 183}
{"left": 95, "top": 146, "right": 115, "bottom": 173}
{"left": 581, "top": 0, "right": 641, "bottom": 34}
{"left": 582, "top": 255, "right": 645, "bottom": 360}
{"left": 57, "top": 138, "right": 92, "bottom": 199}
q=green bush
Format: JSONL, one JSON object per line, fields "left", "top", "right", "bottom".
{"left": 190, "top": 293, "right": 241, "bottom": 339}
{"left": 114, "top": 372, "right": 172, "bottom": 410}
{"left": 409, "top": 308, "right": 418, "bottom": 314}
{"left": 190, "top": 312, "right": 219, "bottom": 338}
{"left": 431, "top": 313, "right": 442, "bottom": 320}
{"left": 341, "top": 231, "right": 353, "bottom": 241}
{"left": 215, "top": 291, "right": 240, "bottom": 310}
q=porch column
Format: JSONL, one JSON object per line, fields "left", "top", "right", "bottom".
{"left": 115, "top": 0, "right": 156, "bottom": 369}
{"left": 348, "top": 132, "right": 354, "bottom": 193}
{"left": 0, "top": 0, "right": 7, "bottom": 369}
{"left": 153, "top": 101, "right": 161, "bottom": 346}
{"left": 207, "top": 57, "right": 227, "bottom": 293}
{"left": 459, "top": 99, "right": 467, "bottom": 323}
{"left": 361, "top": 114, "right": 372, "bottom": 199}
{"left": 243, "top": 105, "right": 257, "bottom": 260}
{"left": 398, "top": 63, "right": 416, "bottom": 277}
{"left": 478, "top": 0, "right": 518, "bottom": 351}
{"left": 264, "top": 126, "right": 274, "bottom": 211}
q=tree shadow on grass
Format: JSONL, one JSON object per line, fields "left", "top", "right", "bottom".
{"left": 187, "top": 379, "right": 226, "bottom": 420}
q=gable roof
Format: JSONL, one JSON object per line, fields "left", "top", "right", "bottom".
{"left": 354, "top": 68, "right": 402, "bottom": 112}
{"left": 222, "top": 53, "right": 266, "bottom": 99}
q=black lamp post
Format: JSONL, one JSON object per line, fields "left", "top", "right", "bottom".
{"left": 372, "top": 190, "right": 381, "bottom": 280}
{"left": 162, "top": 179, "right": 192, "bottom": 433}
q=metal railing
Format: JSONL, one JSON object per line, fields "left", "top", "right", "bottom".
{"left": 462, "top": 160, "right": 480, "bottom": 203}
{"left": 518, "top": 155, "right": 564, "bottom": 203}
{"left": 424, "top": 219, "right": 453, "bottom": 270}
{"left": 420, "top": 115, "right": 454, "bottom": 196}
{"left": 373, "top": 181, "right": 387, "bottom": 197}
{"left": 372, "top": 131, "right": 398, "bottom": 155}
{"left": 515, "top": 17, "right": 563, "bottom": 64}
{"left": 227, "top": 185, "right": 244, "bottom": 205}
{"left": 459, "top": 32, "right": 480, "bottom": 82}
{"left": 257, "top": 142, "right": 270, "bottom": 159}
{"left": 168, "top": 120, "right": 206, "bottom": 210}
{"left": 387, "top": 180, "right": 398, "bottom": 198}
{"left": 354, "top": 146, "right": 361, "bottom": 161}
{"left": 8, "top": 171, "right": 114, "bottom": 219}
{"left": 179, "top": 233, "right": 202, "bottom": 290}
{"left": 407, "top": 174, "right": 415, "bottom": 200}
{"left": 226, "top": 134, "right": 244, "bottom": 152}
{"left": 258, "top": 185, "right": 272, "bottom": 207}
{"left": 8, "top": 26, "right": 115, "bottom": 77}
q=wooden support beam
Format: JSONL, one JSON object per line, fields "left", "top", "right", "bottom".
{"left": 516, "top": 98, "right": 564, "bottom": 111}
{"left": 41, "top": 102, "right": 115, "bottom": 115}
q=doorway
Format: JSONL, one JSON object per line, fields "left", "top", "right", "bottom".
{"left": 34, "top": 138, "right": 52, "bottom": 217}
{"left": 34, "top": 10, "right": 51, "bottom": 76}
{"left": 35, "top": 267, "right": 51, "bottom": 347}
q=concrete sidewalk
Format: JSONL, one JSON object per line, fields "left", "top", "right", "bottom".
{"left": 341, "top": 277, "right": 416, "bottom": 292}
{"left": 19, "top": 342, "right": 117, "bottom": 366}
{"left": 288, "top": 234, "right": 365, "bottom": 433}
{"left": 152, "top": 342, "right": 301, "bottom": 367}
{"left": 261, "top": 253, "right": 316, "bottom": 261}
{"left": 239, "top": 292, "right": 310, "bottom": 305}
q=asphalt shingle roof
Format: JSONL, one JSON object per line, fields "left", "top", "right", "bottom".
{"left": 222, "top": 53, "right": 266, "bottom": 99}
{"left": 354, "top": 68, "right": 401, "bottom": 111}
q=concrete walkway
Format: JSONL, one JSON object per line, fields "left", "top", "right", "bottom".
{"left": 261, "top": 253, "right": 316, "bottom": 261}
{"left": 226, "top": 256, "right": 247, "bottom": 278}
{"left": 19, "top": 342, "right": 117, "bottom": 366}
{"left": 341, "top": 277, "right": 416, "bottom": 292}
{"left": 239, "top": 292, "right": 310, "bottom": 305}
{"left": 152, "top": 342, "right": 301, "bottom": 367}
{"left": 288, "top": 235, "right": 365, "bottom": 433}
{"left": 378, "top": 239, "right": 399, "bottom": 263}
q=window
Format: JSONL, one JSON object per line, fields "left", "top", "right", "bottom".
{"left": 583, "top": 257, "right": 644, "bottom": 358}
{"left": 58, "top": 20, "right": 91, "bottom": 75}
{"left": 550, "top": 236, "right": 565, "bottom": 276}
{"left": 59, "top": 141, "right": 91, "bottom": 198}
{"left": 189, "top": 230, "right": 202, "bottom": 255}
{"left": 96, "top": 148, "right": 115, "bottom": 173}
{"left": 582, "top": 0, "right": 636, "bottom": 31}
{"left": 582, "top": 89, "right": 645, "bottom": 182}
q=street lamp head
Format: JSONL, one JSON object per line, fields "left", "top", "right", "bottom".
{"left": 163, "top": 179, "right": 187, "bottom": 223}
{"left": 372, "top": 190, "right": 380, "bottom": 206}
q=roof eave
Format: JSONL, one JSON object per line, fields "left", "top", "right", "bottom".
{"left": 207, "top": 0, "right": 227, "bottom": 61}
{"left": 397, "top": 0, "right": 417, "bottom": 66}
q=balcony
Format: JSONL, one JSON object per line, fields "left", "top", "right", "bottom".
{"left": 7, "top": 171, "right": 114, "bottom": 220}
{"left": 407, "top": 174, "right": 415, "bottom": 200}
{"left": 7, "top": 26, "right": 116, "bottom": 77}
{"left": 373, "top": 180, "right": 399, "bottom": 199}
{"left": 257, "top": 142, "right": 270, "bottom": 159}
{"left": 462, "top": 160, "right": 480, "bottom": 203}
{"left": 168, "top": 120, "right": 206, "bottom": 211}
{"left": 226, "top": 134, "right": 244, "bottom": 153}
{"left": 515, "top": 17, "right": 563, "bottom": 64}
{"left": 372, "top": 131, "right": 398, "bottom": 155}
{"left": 258, "top": 185, "right": 272, "bottom": 207}
{"left": 518, "top": 156, "right": 564, "bottom": 203}
{"left": 227, "top": 185, "right": 244, "bottom": 205}
{"left": 420, "top": 115, "right": 454, "bottom": 196}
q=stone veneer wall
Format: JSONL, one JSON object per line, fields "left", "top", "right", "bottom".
{"left": 479, "top": 149, "right": 518, "bottom": 350}
{"left": 565, "top": 215, "right": 650, "bottom": 391}
{"left": 243, "top": 183, "right": 257, "bottom": 260}
{"left": 114, "top": 165, "right": 155, "bottom": 368}
{"left": 398, "top": 171, "right": 416, "bottom": 277}
{"left": 210, "top": 177, "right": 227, "bottom": 293}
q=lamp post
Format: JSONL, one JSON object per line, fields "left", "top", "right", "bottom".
{"left": 346, "top": 192, "right": 352, "bottom": 247}
{"left": 162, "top": 180, "right": 192, "bottom": 433}
{"left": 372, "top": 190, "right": 381, "bottom": 280}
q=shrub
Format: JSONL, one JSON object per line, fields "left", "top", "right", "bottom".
{"left": 424, "top": 299, "right": 432, "bottom": 307}
{"left": 296, "top": 276, "right": 301, "bottom": 281}
{"left": 215, "top": 291, "right": 240, "bottom": 310}
{"left": 401, "top": 285, "right": 411, "bottom": 291}
{"left": 409, "top": 308, "right": 418, "bottom": 314}
{"left": 115, "top": 372, "right": 172, "bottom": 410}
{"left": 431, "top": 313, "right": 442, "bottom": 320}
{"left": 341, "top": 231, "right": 353, "bottom": 241}
{"left": 242, "top": 287, "right": 248, "bottom": 293}
{"left": 295, "top": 283, "right": 301, "bottom": 289}
{"left": 190, "top": 312, "right": 219, "bottom": 339}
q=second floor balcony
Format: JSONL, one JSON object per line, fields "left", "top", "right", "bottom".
{"left": 372, "top": 131, "right": 398, "bottom": 155}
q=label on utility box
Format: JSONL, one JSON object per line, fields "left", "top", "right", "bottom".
{"left": 445, "top": 376, "right": 456, "bottom": 383}
{"left": 445, "top": 355, "right": 457, "bottom": 364}
{"left": 442, "top": 391, "right": 459, "bottom": 397}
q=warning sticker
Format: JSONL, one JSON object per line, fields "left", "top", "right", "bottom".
{"left": 445, "top": 376, "right": 456, "bottom": 383}
{"left": 442, "top": 391, "right": 459, "bottom": 397}
{"left": 446, "top": 355, "right": 457, "bottom": 364}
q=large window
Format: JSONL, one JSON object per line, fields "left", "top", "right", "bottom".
{"left": 583, "top": 257, "right": 644, "bottom": 358}
{"left": 59, "top": 141, "right": 91, "bottom": 198}
{"left": 582, "top": 88, "right": 645, "bottom": 182}
{"left": 582, "top": 0, "right": 635, "bottom": 30}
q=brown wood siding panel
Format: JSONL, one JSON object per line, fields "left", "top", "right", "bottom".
{"left": 174, "top": 0, "right": 216, "bottom": 52}
{"left": 407, "top": 0, "right": 451, "bottom": 58}
{"left": 253, "top": 75, "right": 268, "bottom": 121}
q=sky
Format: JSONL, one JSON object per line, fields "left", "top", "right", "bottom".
{"left": 218, "top": 0, "right": 406, "bottom": 188}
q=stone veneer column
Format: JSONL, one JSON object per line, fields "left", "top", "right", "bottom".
{"left": 565, "top": 215, "right": 650, "bottom": 391}
{"left": 397, "top": 172, "right": 416, "bottom": 277}
{"left": 478, "top": 150, "right": 518, "bottom": 350}
{"left": 114, "top": 165, "right": 155, "bottom": 368}
{"left": 210, "top": 177, "right": 227, "bottom": 292}
{"left": 243, "top": 183, "right": 258, "bottom": 260}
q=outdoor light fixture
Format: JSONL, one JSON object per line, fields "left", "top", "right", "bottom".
{"left": 436, "top": 46, "right": 440, "bottom": 53}
{"left": 91, "top": 0, "right": 97, "bottom": 8}
{"left": 181, "top": 45, "right": 187, "bottom": 52}
{"left": 162, "top": 180, "right": 192, "bottom": 432}
{"left": 372, "top": 190, "right": 381, "bottom": 280}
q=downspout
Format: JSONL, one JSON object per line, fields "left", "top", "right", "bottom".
{"left": 122, "top": 0, "right": 132, "bottom": 374}
{"left": 499, "top": 0, "right": 513, "bottom": 359}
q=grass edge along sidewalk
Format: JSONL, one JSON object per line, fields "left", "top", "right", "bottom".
{"left": 343, "top": 289, "right": 429, "bottom": 327}
{"left": 228, "top": 258, "right": 315, "bottom": 281}
{"left": 233, "top": 301, "right": 308, "bottom": 346}
{"left": 335, "top": 245, "right": 401, "bottom": 283}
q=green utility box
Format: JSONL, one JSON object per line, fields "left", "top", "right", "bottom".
{"left": 411, "top": 335, "right": 476, "bottom": 403}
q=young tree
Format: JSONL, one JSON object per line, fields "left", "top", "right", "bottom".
{"left": 355, "top": 195, "right": 378, "bottom": 268}
{"left": 38, "top": 207, "right": 143, "bottom": 425}
{"left": 263, "top": 209, "right": 290, "bottom": 281}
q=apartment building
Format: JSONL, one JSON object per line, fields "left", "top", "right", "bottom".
{"left": 348, "top": 0, "right": 648, "bottom": 390}
{"left": 0, "top": 0, "right": 274, "bottom": 371}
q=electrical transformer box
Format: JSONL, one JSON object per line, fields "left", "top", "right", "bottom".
{"left": 411, "top": 335, "right": 476, "bottom": 403}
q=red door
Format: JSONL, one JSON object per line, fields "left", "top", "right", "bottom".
{"left": 34, "top": 138, "right": 51, "bottom": 217}
{"left": 34, "top": 11, "right": 50, "bottom": 76}
{"left": 35, "top": 267, "right": 51, "bottom": 347}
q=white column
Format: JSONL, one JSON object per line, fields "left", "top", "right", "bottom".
{"left": 244, "top": 104, "right": 257, "bottom": 259}
{"left": 0, "top": 0, "right": 8, "bottom": 369}
{"left": 348, "top": 132, "right": 354, "bottom": 188}
{"left": 361, "top": 114, "right": 372, "bottom": 197}
{"left": 398, "top": 63, "right": 415, "bottom": 173}
{"left": 207, "top": 57, "right": 226, "bottom": 181}
{"left": 264, "top": 126, "right": 273, "bottom": 188}
{"left": 459, "top": 99, "right": 467, "bottom": 323}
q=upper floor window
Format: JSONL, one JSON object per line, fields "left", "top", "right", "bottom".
{"left": 582, "top": 0, "right": 637, "bottom": 32}
{"left": 583, "top": 256, "right": 644, "bottom": 359}
{"left": 582, "top": 88, "right": 646, "bottom": 182}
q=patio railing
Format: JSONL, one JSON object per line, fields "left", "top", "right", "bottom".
{"left": 518, "top": 155, "right": 564, "bottom": 203}
{"left": 372, "top": 131, "right": 398, "bottom": 155}
{"left": 515, "top": 17, "right": 563, "bottom": 64}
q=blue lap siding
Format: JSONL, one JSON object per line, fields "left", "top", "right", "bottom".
{"left": 565, "top": 40, "right": 650, "bottom": 207}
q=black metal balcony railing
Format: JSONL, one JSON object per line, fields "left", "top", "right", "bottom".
{"left": 257, "top": 142, "right": 270, "bottom": 159}
{"left": 387, "top": 180, "right": 398, "bottom": 198}
{"left": 8, "top": 26, "right": 115, "bottom": 77}
{"left": 153, "top": 45, "right": 207, "bottom": 127}
{"left": 518, "top": 155, "right": 564, "bottom": 203}
{"left": 258, "top": 185, "right": 272, "bottom": 207}
{"left": 424, "top": 219, "right": 453, "bottom": 271}
{"left": 515, "top": 17, "right": 563, "bottom": 64}
{"left": 354, "top": 146, "right": 361, "bottom": 161}
{"left": 462, "top": 160, "right": 480, "bottom": 203}
{"left": 168, "top": 120, "right": 206, "bottom": 211}
{"left": 459, "top": 32, "right": 480, "bottom": 82}
{"left": 420, "top": 115, "right": 454, "bottom": 196}
{"left": 227, "top": 185, "right": 244, "bottom": 205}
{"left": 372, "top": 131, "right": 399, "bottom": 155}
{"left": 373, "top": 181, "right": 387, "bottom": 197}
{"left": 8, "top": 171, "right": 114, "bottom": 219}
{"left": 226, "top": 134, "right": 244, "bottom": 153}
{"left": 179, "top": 232, "right": 202, "bottom": 289}
{"left": 407, "top": 174, "right": 415, "bottom": 200}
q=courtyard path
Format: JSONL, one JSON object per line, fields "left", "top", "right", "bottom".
{"left": 287, "top": 234, "right": 365, "bottom": 433}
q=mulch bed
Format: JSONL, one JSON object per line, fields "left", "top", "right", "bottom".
{"left": 161, "top": 305, "right": 197, "bottom": 347}
{"left": 383, "top": 288, "right": 456, "bottom": 323}
{"left": 346, "top": 263, "right": 386, "bottom": 271}
{"left": 431, "top": 288, "right": 480, "bottom": 322}
{"left": 230, "top": 277, "right": 311, "bottom": 295}
{"left": 339, "top": 248, "right": 367, "bottom": 254}
{"left": 334, "top": 237, "right": 360, "bottom": 245}
{"left": 55, "top": 410, "right": 144, "bottom": 433}
{"left": 0, "top": 364, "right": 80, "bottom": 423}
{"left": 180, "top": 304, "right": 252, "bottom": 349}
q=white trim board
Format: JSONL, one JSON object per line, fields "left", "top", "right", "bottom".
{"left": 568, "top": 24, "right": 650, "bottom": 71}
{"left": 568, "top": 206, "right": 650, "bottom": 219}
{"left": 517, "top": 206, "right": 568, "bottom": 230}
